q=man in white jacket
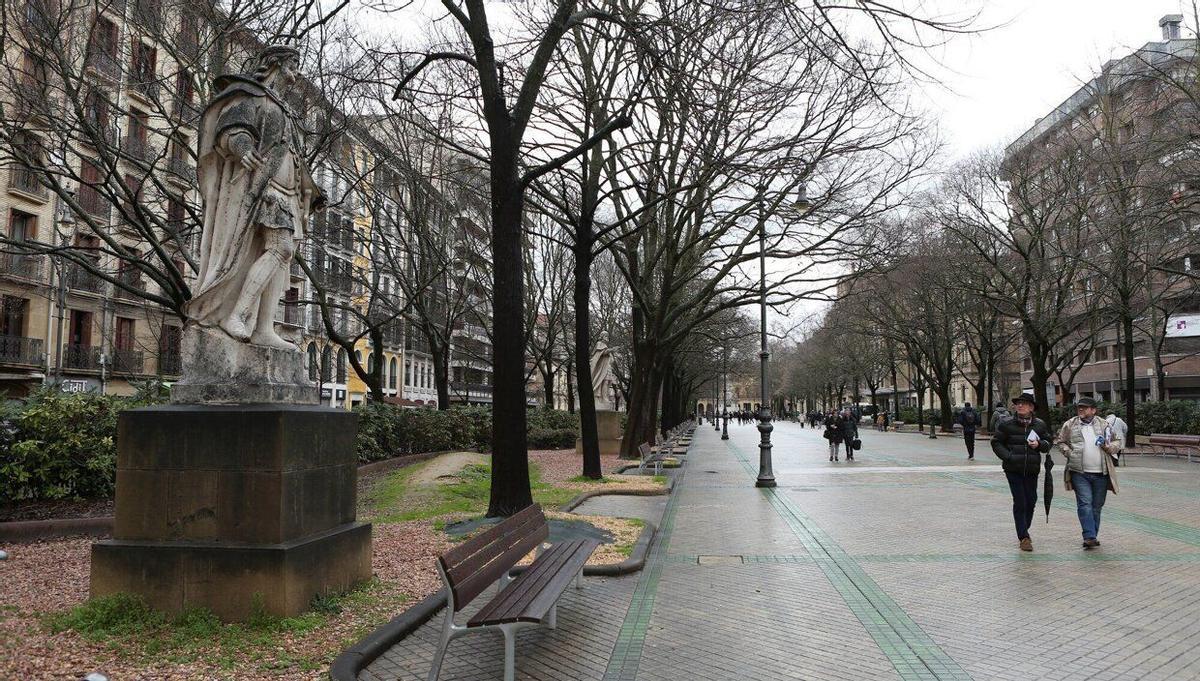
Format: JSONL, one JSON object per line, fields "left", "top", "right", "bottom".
{"left": 1055, "top": 397, "right": 1121, "bottom": 549}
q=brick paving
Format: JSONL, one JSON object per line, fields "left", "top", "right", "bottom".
{"left": 360, "top": 422, "right": 1200, "bottom": 680}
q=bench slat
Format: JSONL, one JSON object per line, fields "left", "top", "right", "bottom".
{"left": 443, "top": 510, "right": 544, "bottom": 584}
{"left": 468, "top": 539, "right": 598, "bottom": 627}
{"left": 468, "top": 540, "right": 581, "bottom": 625}
{"left": 448, "top": 522, "right": 549, "bottom": 612}
{"left": 441, "top": 504, "right": 541, "bottom": 569}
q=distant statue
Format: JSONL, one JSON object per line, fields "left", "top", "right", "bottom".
{"left": 591, "top": 342, "right": 615, "bottom": 410}
{"left": 186, "top": 45, "right": 324, "bottom": 350}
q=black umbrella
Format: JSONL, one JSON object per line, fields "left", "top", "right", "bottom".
{"left": 1043, "top": 453, "right": 1055, "bottom": 522}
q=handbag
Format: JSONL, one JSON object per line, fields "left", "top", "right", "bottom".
{"left": 851, "top": 438, "right": 862, "bottom": 451}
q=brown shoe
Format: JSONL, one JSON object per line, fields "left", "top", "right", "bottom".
{"left": 1019, "top": 537, "right": 1033, "bottom": 552}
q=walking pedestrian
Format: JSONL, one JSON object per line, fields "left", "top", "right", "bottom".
{"left": 989, "top": 405, "right": 1011, "bottom": 433}
{"left": 1055, "top": 397, "right": 1120, "bottom": 549}
{"left": 824, "top": 412, "right": 845, "bottom": 462}
{"left": 1105, "top": 410, "right": 1128, "bottom": 447}
{"left": 957, "top": 402, "right": 981, "bottom": 460}
{"left": 991, "top": 391, "right": 1053, "bottom": 552}
{"left": 841, "top": 409, "right": 858, "bottom": 461}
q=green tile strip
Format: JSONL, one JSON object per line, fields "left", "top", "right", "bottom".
{"left": 602, "top": 466, "right": 686, "bottom": 681}
{"left": 728, "top": 442, "right": 974, "bottom": 681}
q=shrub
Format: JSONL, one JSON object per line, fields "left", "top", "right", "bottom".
{"left": 352, "top": 404, "right": 581, "bottom": 461}
{"left": 1134, "top": 400, "right": 1200, "bottom": 435}
{"left": 0, "top": 388, "right": 162, "bottom": 502}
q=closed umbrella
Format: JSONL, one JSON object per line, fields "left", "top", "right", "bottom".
{"left": 1043, "top": 453, "right": 1054, "bottom": 522}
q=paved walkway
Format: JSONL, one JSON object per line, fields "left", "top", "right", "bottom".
{"left": 361, "top": 422, "right": 1200, "bottom": 680}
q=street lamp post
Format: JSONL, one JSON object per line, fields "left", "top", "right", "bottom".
{"left": 754, "top": 181, "right": 809, "bottom": 488}
{"left": 721, "top": 343, "right": 729, "bottom": 440}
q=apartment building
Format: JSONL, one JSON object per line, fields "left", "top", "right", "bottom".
{"left": 1005, "top": 14, "right": 1200, "bottom": 405}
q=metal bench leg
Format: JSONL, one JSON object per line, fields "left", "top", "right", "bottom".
{"left": 502, "top": 624, "right": 518, "bottom": 681}
{"left": 428, "top": 610, "right": 455, "bottom": 681}
{"left": 547, "top": 603, "right": 557, "bottom": 629}
{"left": 575, "top": 568, "right": 584, "bottom": 590}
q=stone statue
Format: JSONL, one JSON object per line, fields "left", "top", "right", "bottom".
{"left": 171, "top": 45, "right": 324, "bottom": 405}
{"left": 186, "top": 44, "right": 324, "bottom": 350}
{"left": 590, "top": 342, "right": 615, "bottom": 410}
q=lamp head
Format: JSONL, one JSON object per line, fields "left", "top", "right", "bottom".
{"left": 794, "top": 182, "right": 811, "bottom": 211}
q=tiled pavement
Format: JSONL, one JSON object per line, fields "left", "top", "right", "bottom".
{"left": 360, "top": 422, "right": 1200, "bottom": 680}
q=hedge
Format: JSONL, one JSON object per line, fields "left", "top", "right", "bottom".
{"left": 0, "top": 383, "right": 166, "bottom": 502}
{"left": 353, "top": 404, "right": 581, "bottom": 462}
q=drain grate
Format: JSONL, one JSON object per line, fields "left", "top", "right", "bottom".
{"left": 697, "top": 555, "right": 744, "bottom": 565}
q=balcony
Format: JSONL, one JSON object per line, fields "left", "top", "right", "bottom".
{"left": 278, "top": 302, "right": 301, "bottom": 327}
{"left": 0, "top": 335, "right": 44, "bottom": 366}
{"left": 121, "top": 134, "right": 153, "bottom": 162}
{"left": 450, "top": 382, "right": 493, "bottom": 398}
{"left": 157, "top": 352, "right": 181, "bottom": 375}
{"left": 86, "top": 50, "right": 120, "bottom": 80}
{"left": 127, "top": 77, "right": 160, "bottom": 102}
{"left": 62, "top": 344, "right": 102, "bottom": 370}
{"left": 65, "top": 265, "right": 106, "bottom": 294}
{"left": 167, "top": 156, "right": 195, "bottom": 183}
{"left": 7, "top": 168, "right": 48, "bottom": 201}
{"left": 111, "top": 348, "right": 144, "bottom": 374}
{"left": 13, "top": 82, "right": 49, "bottom": 118}
{"left": 0, "top": 252, "right": 45, "bottom": 280}
{"left": 116, "top": 269, "right": 143, "bottom": 298}
{"left": 131, "top": 0, "right": 161, "bottom": 31}
{"left": 171, "top": 97, "right": 199, "bottom": 125}
{"left": 77, "top": 188, "right": 111, "bottom": 221}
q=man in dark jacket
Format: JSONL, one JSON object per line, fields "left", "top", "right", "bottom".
{"left": 992, "top": 391, "right": 1053, "bottom": 552}
{"left": 840, "top": 409, "right": 859, "bottom": 461}
{"left": 957, "top": 402, "right": 981, "bottom": 460}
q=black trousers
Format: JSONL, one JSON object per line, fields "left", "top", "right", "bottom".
{"left": 964, "top": 430, "right": 976, "bottom": 457}
{"left": 1005, "top": 471, "right": 1039, "bottom": 540}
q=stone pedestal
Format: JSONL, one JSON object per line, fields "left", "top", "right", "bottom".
{"left": 90, "top": 405, "right": 372, "bottom": 620}
{"left": 170, "top": 324, "right": 318, "bottom": 405}
{"left": 577, "top": 409, "right": 623, "bottom": 457}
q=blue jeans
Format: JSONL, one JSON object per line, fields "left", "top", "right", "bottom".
{"left": 1071, "top": 471, "right": 1109, "bottom": 541}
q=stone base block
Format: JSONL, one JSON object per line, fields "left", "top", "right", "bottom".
{"left": 91, "top": 522, "right": 372, "bottom": 620}
{"left": 577, "top": 410, "right": 623, "bottom": 457}
{"left": 172, "top": 323, "right": 317, "bottom": 405}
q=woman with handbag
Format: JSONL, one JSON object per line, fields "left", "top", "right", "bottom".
{"left": 840, "top": 409, "right": 859, "bottom": 461}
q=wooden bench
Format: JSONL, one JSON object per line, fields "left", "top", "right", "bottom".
{"left": 638, "top": 441, "right": 671, "bottom": 474}
{"left": 890, "top": 421, "right": 905, "bottom": 432}
{"left": 1125, "top": 434, "right": 1200, "bottom": 462}
{"left": 428, "top": 504, "right": 598, "bottom": 681}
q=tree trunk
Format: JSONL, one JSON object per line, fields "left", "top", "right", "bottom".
{"left": 566, "top": 360, "right": 576, "bottom": 414}
{"left": 936, "top": 383, "right": 953, "bottom": 432}
{"left": 486, "top": 163, "right": 533, "bottom": 517}
{"left": 574, "top": 241, "right": 602, "bottom": 478}
{"left": 542, "top": 364, "right": 555, "bottom": 407}
{"left": 433, "top": 340, "right": 450, "bottom": 410}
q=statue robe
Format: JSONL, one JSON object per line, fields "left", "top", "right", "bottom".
{"left": 185, "top": 75, "right": 321, "bottom": 327}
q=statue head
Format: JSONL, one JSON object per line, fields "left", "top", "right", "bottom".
{"left": 253, "top": 45, "right": 301, "bottom": 91}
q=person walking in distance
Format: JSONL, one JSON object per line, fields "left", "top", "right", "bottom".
{"left": 992, "top": 391, "right": 1053, "bottom": 552}
{"left": 957, "top": 402, "right": 981, "bottom": 460}
{"left": 824, "top": 411, "right": 845, "bottom": 462}
{"left": 1055, "top": 397, "right": 1120, "bottom": 549}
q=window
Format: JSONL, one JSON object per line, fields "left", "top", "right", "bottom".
{"left": 321, "top": 346, "right": 332, "bottom": 382}
{"left": 9, "top": 209, "right": 37, "bottom": 241}
{"left": 1, "top": 297, "right": 28, "bottom": 336}
{"left": 130, "top": 40, "right": 157, "bottom": 89}
{"left": 88, "top": 16, "right": 118, "bottom": 62}
{"left": 405, "top": 360, "right": 411, "bottom": 386}
{"left": 84, "top": 89, "right": 110, "bottom": 131}
{"left": 69, "top": 309, "right": 93, "bottom": 347}
{"left": 307, "top": 343, "right": 318, "bottom": 380}
{"left": 366, "top": 353, "right": 374, "bottom": 374}
{"left": 336, "top": 349, "right": 346, "bottom": 383}
{"left": 389, "top": 357, "right": 397, "bottom": 390}
{"left": 166, "top": 196, "right": 186, "bottom": 235}
{"left": 115, "top": 317, "right": 135, "bottom": 351}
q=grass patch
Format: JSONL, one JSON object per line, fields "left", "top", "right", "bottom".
{"left": 371, "top": 459, "right": 582, "bottom": 522}
{"left": 44, "top": 580, "right": 402, "bottom": 672}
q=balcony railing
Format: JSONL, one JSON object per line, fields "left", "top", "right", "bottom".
{"left": 62, "top": 344, "right": 102, "bottom": 370}
{"left": 131, "top": 0, "right": 161, "bottom": 30}
{"left": 13, "top": 82, "right": 48, "bottom": 117}
{"left": 7, "top": 168, "right": 47, "bottom": 199}
{"left": 168, "top": 156, "right": 195, "bottom": 182}
{"left": 451, "top": 382, "right": 493, "bottom": 396}
{"left": 65, "top": 265, "right": 106, "bottom": 293}
{"left": 86, "top": 50, "right": 120, "bottom": 80}
{"left": 278, "top": 302, "right": 301, "bottom": 326}
{"left": 128, "top": 77, "right": 160, "bottom": 101}
{"left": 171, "top": 97, "right": 199, "bottom": 124}
{"left": 158, "top": 352, "right": 181, "bottom": 375}
{"left": 78, "top": 188, "right": 111, "bottom": 220}
{"left": 111, "top": 348, "right": 144, "bottom": 374}
{"left": 122, "top": 134, "right": 152, "bottom": 161}
{"left": 116, "top": 269, "right": 143, "bottom": 298}
{"left": 0, "top": 335, "right": 44, "bottom": 366}
{"left": 0, "top": 252, "right": 45, "bottom": 280}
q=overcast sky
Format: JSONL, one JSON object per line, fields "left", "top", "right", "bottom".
{"left": 924, "top": 0, "right": 1194, "bottom": 159}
